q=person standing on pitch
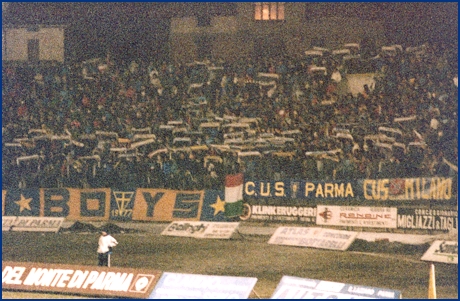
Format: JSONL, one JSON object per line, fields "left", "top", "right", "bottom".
{"left": 97, "top": 231, "right": 118, "bottom": 267}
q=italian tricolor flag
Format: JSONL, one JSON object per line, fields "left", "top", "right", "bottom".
{"left": 224, "top": 173, "right": 244, "bottom": 217}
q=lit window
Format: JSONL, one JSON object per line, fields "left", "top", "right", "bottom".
{"left": 254, "top": 2, "right": 284, "bottom": 20}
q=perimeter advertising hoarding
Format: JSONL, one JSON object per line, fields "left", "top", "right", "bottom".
{"left": 2, "top": 188, "right": 111, "bottom": 220}
{"left": 244, "top": 177, "right": 453, "bottom": 201}
{"left": 132, "top": 189, "right": 204, "bottom": 221}
{"left": 421, "top": 240, "right": 458, "bottom": 264}
{"left": 149, "top": 272, "right": 257, "bottom": 299}
{"left": 2, "top": 261, "right": 162, "bottom": 298}
{"left": 268, "top": 227, "right": 358, "bottom": 251}
{"left": 130, "top": 189, "right": 230, "bottom": 222}
{"left": 2, "top": 188, "right": 230, "bottom": 222}
{"left": 271, "top": 275, "right": 401, "bottom": 299}
{"left": 244, "top": 180, "right": 356, "bottom": 200}
{"left": 2, "top": 216, "right": 65, "bottom": 232}
{"left": 316, "top": 205, "right": 398, "bottom": 228}
{"left": 397, "top": 208, "right": 457, "bottom": 232}
{"left": 241, "top": 204, "right": 316, "bottom": 223}
{"left": 161, "top": 221, "right": 239, "bottom": 239}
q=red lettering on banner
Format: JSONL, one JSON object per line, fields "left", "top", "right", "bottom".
{"left": 340, "top": 213, "right": 391, "bottom": 220}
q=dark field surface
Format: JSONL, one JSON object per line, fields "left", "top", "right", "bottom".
{"left": 2, "top": 225, "right": 458, "bottom": 299}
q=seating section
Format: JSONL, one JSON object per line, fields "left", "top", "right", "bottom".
{"left": 2, "top": 42, "right": 457, "bottom": 190}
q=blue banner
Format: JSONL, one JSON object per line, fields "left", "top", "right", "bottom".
{"left": 357, "top": 177, "right": 453, "bottom": 201}
{"left": 200, "top": 190, "right": 230, "bottom": 222}
{"left": 3, "top": 189, "right": 41, "bottom": 216}
{"left": 2, "top": 188, "right": 231, "bottom": 222}
{"left": 244, "top": 180, "right": 356, "bottom": 200}
{"left": 244, "top": 177, "right": 454, "bottom": 201}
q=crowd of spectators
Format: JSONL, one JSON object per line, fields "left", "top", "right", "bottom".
{"left": 2, "top": 41, "right": 458, "bottom": 191}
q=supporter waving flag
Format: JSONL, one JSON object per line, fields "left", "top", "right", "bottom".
{"left": 224, "top": 173, "right": 244, "bottom": 217}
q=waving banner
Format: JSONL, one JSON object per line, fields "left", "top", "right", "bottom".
{"left": 225, "top": 173, "right": 244, "bottom": 217}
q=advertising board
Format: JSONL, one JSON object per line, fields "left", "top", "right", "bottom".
{"left": 2, "top": 216, "right": 65, "bottom": 232}
{"left": 397, "top": 208, "right": 457, "bottom": 231}
{"left": 316, "top": 205, "right": 397, "bottom": 228}
{"left": 421, "top": 240, "right": 458, "bottom": 264}
{"left": 2, "top": 261, "right": 162, "bottom": 298}
{"left": 149, "top": 272, "right": 257, "bottom": 299}
{"left": 242, "top": 204, "right": 316, "bottom": 223}
{"left": 161, "top": 221, "right": 239, "bottom": 239}
{"left": 268, "top": 227, "right": 358, "bottom": 251}
{"left": 271, "top": 275, "right": 401, "bottom": 299}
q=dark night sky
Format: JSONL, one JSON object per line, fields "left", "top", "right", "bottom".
{"left": 4, "top": 2, "right": 457, "bottom": 24}
{"left": 3, "top": 2, "right": 238, "bottom": 24}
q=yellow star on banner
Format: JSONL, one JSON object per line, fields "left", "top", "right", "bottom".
{"left": 15, "top": 194, "right": 32, "bottom": 212}
{"left": 210, "top": 195, "right": 226, "bottom": 216}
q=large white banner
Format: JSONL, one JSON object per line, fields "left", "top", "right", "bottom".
{"left": 268, "top": 227, "right": 358, "bottom": 251}
{"left": 2, "top": 216, "right": 65, "bottom": 232}
{"left": 421, "top": 240, "right": 458, "bottom": 264}
{"left": 161, "top": 221, "right": 239, "bottom": 239}
{"left": 271, "top": 276, "right": 401, "bottom": 299}
{"left": 149, "top": 272, "right": 257, "bottom": 299}
{"left": 316, "top": 206, "right": 397, "bottom": 229}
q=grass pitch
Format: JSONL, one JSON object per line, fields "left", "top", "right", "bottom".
{"left": 2, "top": 229, "right": 458, "bottom": 299}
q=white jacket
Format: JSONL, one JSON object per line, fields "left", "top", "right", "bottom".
{"left": 97, "top": 234, "right": 118, "bottom": 254}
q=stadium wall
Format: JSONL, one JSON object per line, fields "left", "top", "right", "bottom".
{"left": 2, "top": 25, "right": 65, "bottom": 62}
{"left": 169, "top": 3, "right": 387, "bottom": 63}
